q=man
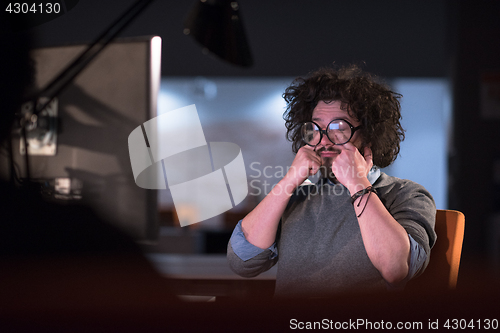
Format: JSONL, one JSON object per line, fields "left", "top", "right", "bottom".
{"left": 227, "top": 65, "right": 436, "bottom": 297}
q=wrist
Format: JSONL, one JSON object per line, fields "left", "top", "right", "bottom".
{"left": 346, "top": 178, "right": 371, "bottom": 195}
{"left": 276, "top": 175, "right": 301, "bottom": 196}
{"left": 283, "top": 166, "right": 309, "bottom": 190}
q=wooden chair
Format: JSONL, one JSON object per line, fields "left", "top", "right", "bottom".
{"left": 408, "top": 209, "right": 465, "bottom": 290}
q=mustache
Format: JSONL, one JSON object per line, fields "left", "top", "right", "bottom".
{"left": 315, "top": 146, "right": 341, "bottom": 154}
{"left": 315, "top": 144, "right": 366, "bottom": 157}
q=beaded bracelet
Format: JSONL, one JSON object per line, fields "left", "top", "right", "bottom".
{"left": 351, "top": 186, "right": 377, "bottom": 217}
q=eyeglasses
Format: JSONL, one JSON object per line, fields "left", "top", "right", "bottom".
{"left": 301, "top": 119, "right": 362, "bottom": 146}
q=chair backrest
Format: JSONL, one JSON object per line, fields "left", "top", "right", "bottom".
{"left": 408, "top": 209, "right": 465, "bottom": 290}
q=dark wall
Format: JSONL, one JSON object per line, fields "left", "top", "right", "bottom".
{"left": 448, "top": 0, "right": 500, "bottom": 276}
{"left": 29, "top": 0, "right": 448, "bottom": 77}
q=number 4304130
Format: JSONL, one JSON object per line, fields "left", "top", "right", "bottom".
{"left": 444, "top": 319, "right": 498, "bottom": 330}
{"left": 6, "top": 3, "right": 61, "bottom": 14}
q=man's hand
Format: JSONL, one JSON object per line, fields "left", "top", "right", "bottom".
{"left": 241, "top": 145, "right": 322, "bottom": 249}
{"left": 332, "top": 143, "right": 373, "bottom": 193}
{"left": 283, "top": 145, "right": 322, "bottom": 190}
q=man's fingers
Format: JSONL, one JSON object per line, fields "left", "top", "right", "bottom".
{"left": 307, "top": 161, "right": 318, "bottom": 176}
{"left": 300, "top": 144, "right": 317, "bottom": 152}
{"left": 301, "top": 144, "right": 313, "bottom": 150}
{"left": 364, "top": 146, "right": 373, "bottom": 163}
{"left": 301, "top": 145, "right": 322, "bottom": 161}
{"left": 293, "top": 145, "right": 323, "bottom": 178}
{"left": 341, "top": 142, "right": 357, "bottom": 151}
{"left": 309, "top": 165, "right": 318, "bottom": 176}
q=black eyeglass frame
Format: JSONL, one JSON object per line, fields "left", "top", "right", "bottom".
{"left": 301, "top": 119, "right": 362, "bottom": 147}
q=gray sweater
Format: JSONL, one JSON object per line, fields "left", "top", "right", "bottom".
{"left": 227, "top": 173, "right": 436, "bottom": 297}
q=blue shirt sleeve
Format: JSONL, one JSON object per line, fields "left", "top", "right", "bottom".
{"left": 407, "top": 234, "right": 427, "bottom": 279}
{"left": 385, "top": 234, "right": 427, "bottom": 290}
{"left": 229, "top": 220, "right": 278, "bottom": 261}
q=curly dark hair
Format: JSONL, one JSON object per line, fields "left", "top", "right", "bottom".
{"left": 282, "top": 64, "right": 405, "bottom": 168}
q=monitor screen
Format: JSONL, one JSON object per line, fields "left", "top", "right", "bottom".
{"left": 3, "top": 36, "right": 162, "bottom": 243}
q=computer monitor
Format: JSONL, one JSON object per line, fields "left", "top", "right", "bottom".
{"left": 3, "top": 36, "right": 162, "bottom": 243}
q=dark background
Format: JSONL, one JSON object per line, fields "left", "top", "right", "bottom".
{"left": 28, "top": 0, "right": 449, "bottom": 78}
{"left": 11, "top": 0, "right": 500, "bottom": 284}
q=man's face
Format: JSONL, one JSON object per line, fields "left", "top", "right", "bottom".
{"left": 311, "top": 100, "right": 364, "bottom": 178}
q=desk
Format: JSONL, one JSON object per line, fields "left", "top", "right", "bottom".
{"left": 146, "top": 254, "right": 276, "bottom": 299}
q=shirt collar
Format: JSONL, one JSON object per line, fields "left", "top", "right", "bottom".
{"left": 320, "top": 166, "right": 381, "bottom": 186}
{"left": 367, "top": 166, "right": 381, "bottom": 184}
